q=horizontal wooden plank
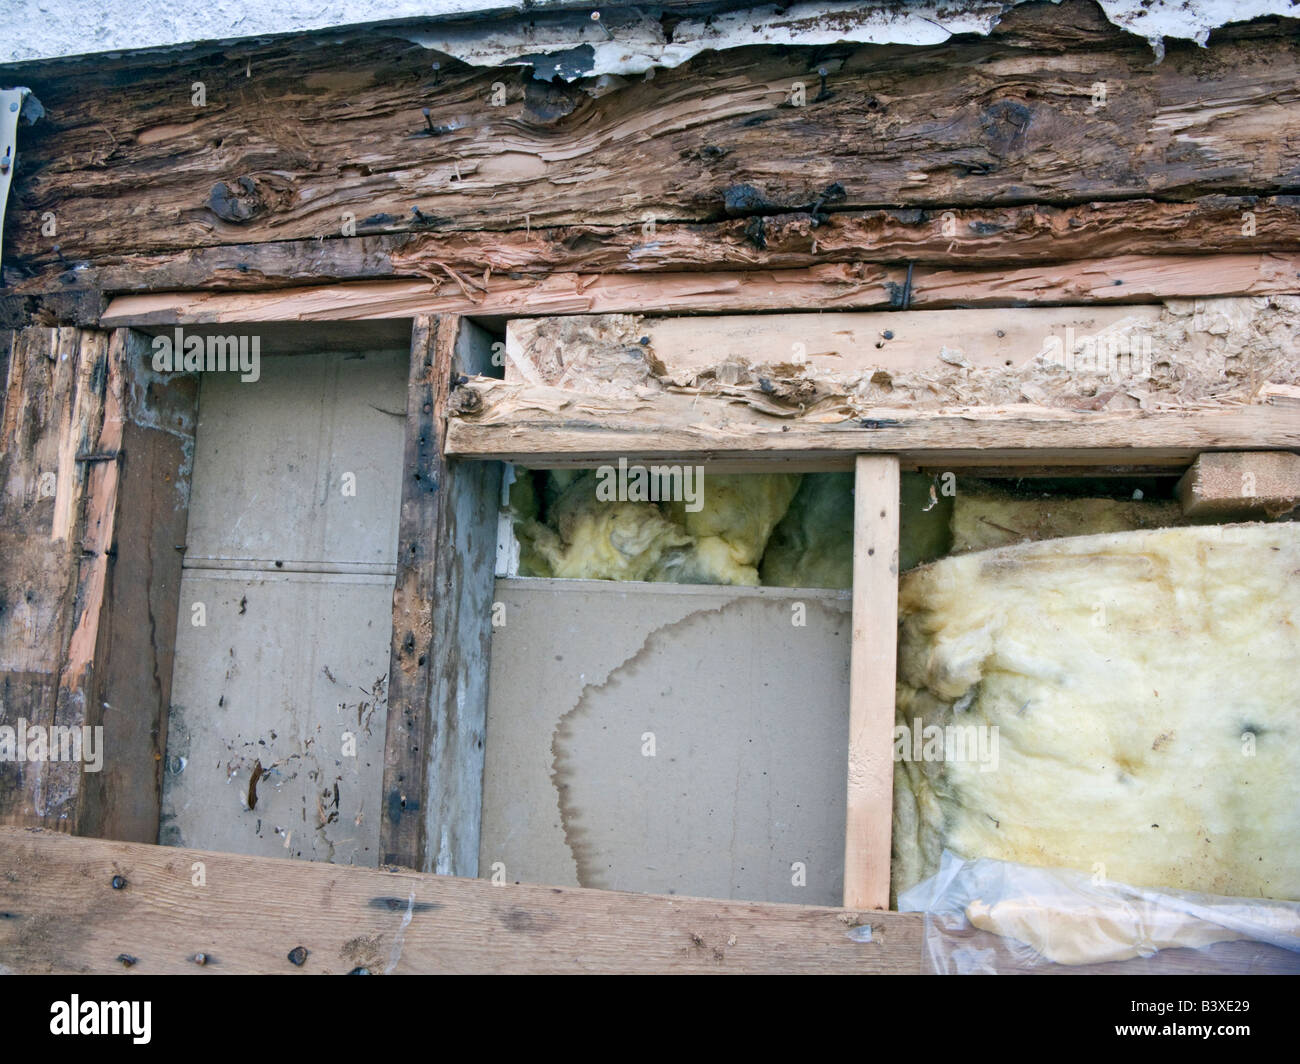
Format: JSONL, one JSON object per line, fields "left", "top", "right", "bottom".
{"left": 0, "top": 827, "right": 920, "bottom": 974}
{"left": 99, "top": 253, "right": 1300, "bottom": 326}
{"left": 1, "top": 827, "right": 1293, "bottom": 973}
{"left": 444, "top": 384, "right": 1300, "bottom": 468}
{"left": 11, "top": 196, "right": 1300, "bottom": 297}
{"left": 7, "top": 2, "right": 1300, "bottom": 266}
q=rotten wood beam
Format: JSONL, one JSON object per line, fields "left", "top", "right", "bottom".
{"left": 97, "top": 253, "right": 1300, "bottom": 327}
{"left": 7, "top": 7, "right": 1300, "bottom": 265}
{"left": 7, "top": 196, "right": 1299, "bottom": 297}
{"left": 443, "top": 386, "right": 1300, "bottom": 470}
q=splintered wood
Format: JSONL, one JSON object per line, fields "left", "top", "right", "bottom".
{"left": 445, "top": 302, "right": 1300, "bottom": 468}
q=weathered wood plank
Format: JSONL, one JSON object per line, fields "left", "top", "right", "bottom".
{"left": 1, "top": 826, "right": 1294, "bottom": 973}
{"left": 381, "top": 316, "right": 445, "bottom": 869}
{"left": 0, "top": 826, "right": 919, "bottom": 974}
{"left": 78, "top": 331, "right": 198, "bottom": 844}
{"left": 10, "top": 196, "right": 1300, "bottom": 298}
{"left": 7, "top": 7, "right": 1300, "bottom": 265}
{"left": 444, "top": 385, "right": 1300, "bottom": 469}
{"left": 381, "top": 316, "right": 501, "bottom": 872}
{"left": 0, "top": 327, "right": 112, "bottom": 829}
{"left": 844, "top": 456, "right": 900, "bottom": 911}
{"left": 97, "top": 253, "right": 1300, "bottom": 327}
{"left": 424, "top": 320, "right": 500, "bottom": 876}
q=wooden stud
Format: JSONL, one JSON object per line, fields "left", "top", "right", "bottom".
{"left": 381, "top": 316, "right": 501, "bottom": 872}
{"left": 844, "top": 455, "right": 900, "bottom": 911}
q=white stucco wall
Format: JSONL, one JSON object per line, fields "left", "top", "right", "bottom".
{"left": 1, "top": 0, "right": 1295, "bottom": 70}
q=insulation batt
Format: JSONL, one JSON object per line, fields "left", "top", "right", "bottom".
{"left": 892, "top": 522, "right": 1300, "bottom": 904}
{"left": 516, "top": 470, "right": 799, "bottom": 585}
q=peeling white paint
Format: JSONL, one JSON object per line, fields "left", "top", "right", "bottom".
{"left": 2, "top": 0, "right": 1296, "bottom": 69}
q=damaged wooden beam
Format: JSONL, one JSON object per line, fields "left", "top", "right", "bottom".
{"left": 7, "top": 12, "right": 1300, "bottom": 265}
{"left": 8, "top": 196, "right": 1300, "bottom": 297}
{"left": 444, "top": 388, "right": 1299, "bottom": 470}
{"left": 97, "top": 253, "right": 1300, "bottom": 327}
{"left": 0, "top": 327, "right": 112, "bottom": 830}
{"left": 381, "top": 316, "right": 500, "bottom": 872}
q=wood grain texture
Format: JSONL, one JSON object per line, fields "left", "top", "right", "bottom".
{"left": 97, "top": 253, "right": 1300, "bottom": 327}
{"left": 443, "top": 383, "right": 1300, "bottom": 469}
{"left": 78, "top": 331, "right": 197, "bottom": 844}
{"left": 9, "top": 196, "right": 1300, "bottom": 299}
{"left": 0, "top": 826, "right": 920, "bottom": 974}
{"left": 423, "top": 321, "right": 500, "bottom": 876}
{"left": 381, "top": 316, "right": 445, "bottom": 869}
{"left": 6, "top": 2, "right": 1300, "bottom": 267}
{"left": 0, "top": 327, "right": 112, "bottom": 830}
{"left": 3, "top": 825, "right": 1291, "bottom": 973}
{"left": 844, "top": 456, "right": 900, "bottom": 911}
{"left": 381, "top": 316, "right": 501, "bottom": 872}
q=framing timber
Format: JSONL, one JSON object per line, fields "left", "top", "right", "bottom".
{"left": 444, "top": 389, "right": 1299, "bottom": 470}
{"left": 844, "top": 456, "right": 900, "bottom": 912}
{"left": 9, "top": 197, "right": 1300, "bottom": 299}
{"left": 76, "top": 331, "right": 196, "bottom": 844}
{"left": 381, "top": 316, "right": 501, "bottom": 872}
{"left": 4, "top": 827, "right": 1295, "bottom": 974}
{"left": 98, "top": 253, "right": 1300, "bottom": 327}
{"left": 6, "top": 2, "right": 1300, "bottom": 268}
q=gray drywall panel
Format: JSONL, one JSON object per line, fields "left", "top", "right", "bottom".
{"left": 162, "top": 348, "right": 406, "bottom": 864}
{"left": 480, "top": 579, "right": 851, "bottom": 905}
{"left": 183, "top": 348, "right": 406, "bottom": 569}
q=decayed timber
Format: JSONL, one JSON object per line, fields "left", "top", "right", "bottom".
{"left": 97, "top": 254, "right": 1300, "bottom": 327}
{"left": 78, "top": 331, "right": 197, "bottom": 844}
{"left": 502, "top": 301, "right": 1300, "bottom": 412}
{"left": 8, "top": 196, "right": 1300, "bottom": 298}
{"left": 444, "top": 386, "right": 1299, "bottom": 470}
{"left": 0, "top": 327, "right": 111, "bottom": 830}
{"left": 3, "top": 827, "right": 1296, "bottom": 974}
{"left": 844, "top": 456, "right": 900, "bottom": 912}
{"left": 381, "top": 317, "right": 500, "bottom": 872}
{"left": 6, "top": 2, "right": 1300, "bottom": 267}
{"left": 381, "top": 317, "right": 445, "bottom": 869}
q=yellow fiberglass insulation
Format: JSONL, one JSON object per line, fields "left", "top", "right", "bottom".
{"left": 519, "top": 471, "right": 694, "bottom": 582}
{"left": 517, "top": 469, "right": 803, "bottom": 586}
{"left": 662, "top": 472, "right": 802, "bottom": 585}
{"left": 892, "top": 521, "right": 1300, "bottom": 905}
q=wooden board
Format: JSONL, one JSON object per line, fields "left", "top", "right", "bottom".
{"left": 0, "top": 826, "right": 920, "bottom": 974}
{"left": 77, "top": 331, "right": 198, "bottom": 844}
{"left": 443, "top": 384, "right": 1299, "bottom": 470}
{"left": 97, "top": 253, "right": 1300, "bottom": 327}
{"left": 12, "top": 196, "right": 1300, "bottom": 300}
{"left": 0, "top": 327, "right": 112, "bottom": 830}
{"left": 844, "top": 457, "right": 900, "bottom": 911}
{"left": 3, "top": 826, "right": 1294, "bottom": 974}
{"left": 7, "top": 2, "right": 1300, "bottom": 264}
{"left": 381, "top": 316, "right": 501, "bottom": 872}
